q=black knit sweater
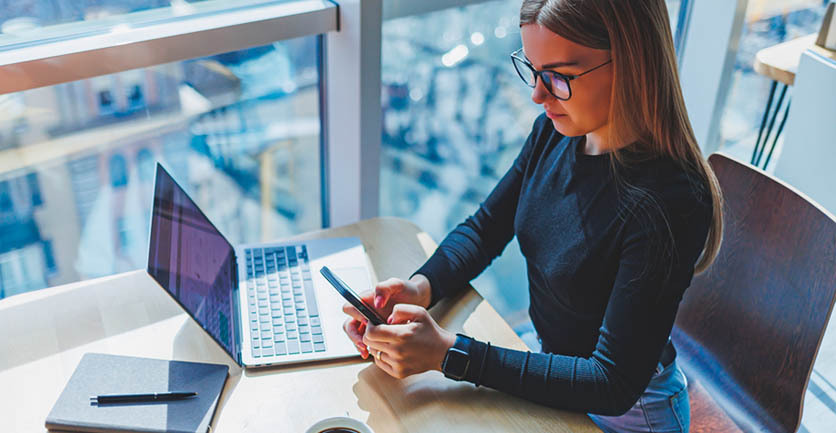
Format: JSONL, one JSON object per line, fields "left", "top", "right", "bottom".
{"left": 415, "top": 113, "right": 712, "bottom": 415}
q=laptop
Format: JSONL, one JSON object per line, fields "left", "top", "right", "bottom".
{"left": 146, "top": 163, "right": 368, "bottom": 368}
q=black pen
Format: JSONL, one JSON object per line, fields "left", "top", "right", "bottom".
{"left": 91, "top": 391, "right": 197, "bottom": 404}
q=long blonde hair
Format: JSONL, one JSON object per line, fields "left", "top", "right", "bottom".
{"left": 520, "top": 0, "right": 723, "bottom": 274}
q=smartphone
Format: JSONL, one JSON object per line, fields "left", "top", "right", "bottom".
{"left": 320, "top": 266, "right": 387, "bottom": 326}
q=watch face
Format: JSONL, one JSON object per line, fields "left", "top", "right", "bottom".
{"left": 443, "top": 348, "right": 470, "bottom": 380}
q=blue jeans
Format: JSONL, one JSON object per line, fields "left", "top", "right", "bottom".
{"left": 587, "top": 359, "right": 690, "bottom": 433}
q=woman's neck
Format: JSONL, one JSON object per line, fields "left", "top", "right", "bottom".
{"left": 583, "top": 125, "right": 636, "bottom": 155}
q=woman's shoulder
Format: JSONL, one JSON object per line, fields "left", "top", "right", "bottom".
{"left": 620, "top": 153, "right": 713, "bottom": 222}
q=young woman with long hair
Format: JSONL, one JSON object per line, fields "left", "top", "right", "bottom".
{"left": 342, "top": 1, "right": 723, "bottom": 431}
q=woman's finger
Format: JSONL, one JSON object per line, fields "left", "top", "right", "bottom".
{"left": 343, "top": 318, "right": 369, "bottom": 358}
{"left": 362, "top": 337, "right": 394, "bottom": 355}
{"left": 356, "top": 289, "right": 377, "bottom": 306}
{"left": 342, "top": 303, "right": 369, "bottom": 324}
{"left": 371, "top": 349, "right": 397, "bottom": 377}
{"left": 388, "top": 303, "right": 427, "bottom": 325}
{"left": 355, "top": 343, "right": 369, "bottom": 359}
{"left": 363, "top": 340, "right": 398, "bottom": 374}
{"left": 343, "top": 318, "right": 364, "bottom": 343}
{"left": 364, "top": 322, "right": 415, "bottom": 344}
{"left": 373, "top": 278, "right": 403, "bottom": 309}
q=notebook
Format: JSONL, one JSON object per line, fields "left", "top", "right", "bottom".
{"left": 46, "top": 353, "right": 229, "bottom": 433}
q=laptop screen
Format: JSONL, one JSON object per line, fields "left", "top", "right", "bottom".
{"left": 147, "top": 164, "right": 238, "bottom": 360}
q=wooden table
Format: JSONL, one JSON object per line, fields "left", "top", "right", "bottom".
{"left": 754, "top": 34, "right": 836, "bottom": 86}
{"left": 751, "top": 34, "right": 836, "bottom": 169}
{"left": 0, "top": 217, "right": 599, "bottom": 433}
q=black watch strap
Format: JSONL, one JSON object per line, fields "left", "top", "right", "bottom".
{"left": 442, "top": 334, "right": 473, "bottom": 381}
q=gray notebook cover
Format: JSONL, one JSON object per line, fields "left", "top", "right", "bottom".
{"left": 46, "top": 353, "right": 229, "bottom": 433}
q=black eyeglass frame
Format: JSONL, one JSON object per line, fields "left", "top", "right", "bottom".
{"left": 510, "top": 48, "right": 612, "bottom": 101}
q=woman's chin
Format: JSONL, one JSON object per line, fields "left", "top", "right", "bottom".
{"left": 551, "top": 118, "right": 579, "bottom": 137}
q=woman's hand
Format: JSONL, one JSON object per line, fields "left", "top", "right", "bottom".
{"left": 342, "top": 275, "right": 432, "bottom": 359}
{"left": 362, "top": 304, "right": 456, "bottom": 379}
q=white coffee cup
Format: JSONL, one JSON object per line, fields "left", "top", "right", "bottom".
{"left": 304, "top": 416, "right": 374, "bottom": 433}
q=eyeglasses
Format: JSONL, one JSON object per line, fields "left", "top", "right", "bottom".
{"left": 510, "top": 48, "right": 612, "bottom": 101}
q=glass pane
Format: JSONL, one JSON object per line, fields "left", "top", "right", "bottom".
{"left": 717, "top": 0, "right": 829, "bottom": 167}
{"left": 0, "top": 35, "right": 322, "bottom": 299}
{"left": 1, "top": 0, "right": 212, "bottom": 29}
{"left": 380, "top": 0, "right": 687, "bottom": 345}
{"left": 381, "top": 0, "right": 539, "bottom": 343}
{"left": 0, "top": 1, "right": 301, "bottom": 50}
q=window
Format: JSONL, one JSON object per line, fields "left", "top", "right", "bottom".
{"left": 1, "top": 1, "right": 201, "bottom": 29}
{"left": 26, "top": 172, "right": 41, "bottom": 206}
{"left": 0, "top": 181, "right": 11, "bottom": 213}
{"left": 717, "top": 1, "right": 830, "bottom": 167}
{"left": 136, "top": 148, "right": 154, "bottom": 182}
{"left": 98, "top": 90, "right": 115, "bottom": 115}
{"left": 109, "top": 154, "right": 128, "bottom": 188}
{"left": 0, "top": 1, "right": 306, "bottom": 46}
{"left": 0, "top": 35, "right": 324, "bottom": 294}
{"left": 381, "top": 0, "right": 537, "bottom": 336}
{"left": 42, "top": 239, "right": 57, "bottom": 275}
{"left": 127, "top": 85, "right": 145, "bottom": 111}
{"left": 0, "top": 218, "right": 47, "bottom": 298}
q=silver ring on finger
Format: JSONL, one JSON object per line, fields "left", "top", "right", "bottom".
{"left": 375, "top": 350, "right": 382, "bottom": 361}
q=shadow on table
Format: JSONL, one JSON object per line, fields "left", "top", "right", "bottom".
{"left": 351, "top": 363, "right": 580, "bottom": 433}
{"left": 172, "top": 316, "right": 243, "bottom": 429}
{"left": 351, "top": 363, "right": 521, "bottom": 432}
{"left": 0, "top": 271, "right": 182, "bottom": 372}
{"left": 350, "top": 348, "right": 599, "bottom": 431}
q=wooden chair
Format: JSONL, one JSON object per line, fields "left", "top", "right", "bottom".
{"left": 671, "top": 153, "right": 836, "bottom": 432}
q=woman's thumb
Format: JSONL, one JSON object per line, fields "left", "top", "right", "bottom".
{"left": 387, "top": 303, "right": 426, "bottom": 324}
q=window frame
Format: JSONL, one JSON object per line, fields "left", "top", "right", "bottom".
{"left": 0, "top": 1, "right": 338, "bottom": 94}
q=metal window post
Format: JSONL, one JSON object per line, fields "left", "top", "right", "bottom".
{"left": 322, "top": 0, "right": 383, "bottom": 227}
{"left": 678, "top": 0, "right": 748, "bottom": 153}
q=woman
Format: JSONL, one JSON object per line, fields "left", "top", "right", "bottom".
{"left": 342, "top": 1, "right": 723, "bottom": 432}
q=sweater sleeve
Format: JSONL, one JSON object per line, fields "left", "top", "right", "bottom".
{"left": 449, "top": 185, "right": 713, "bottom": 415}
{"left": 413, "top": 114, "right": 550, "bottom": 308}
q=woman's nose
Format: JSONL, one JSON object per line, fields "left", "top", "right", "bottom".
{"left": 531, "top": 77, "right": 551, "bottom": 105}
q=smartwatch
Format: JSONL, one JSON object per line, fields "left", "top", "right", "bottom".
{"left": 442, "top": 334, "right": 472, "bottom": 380}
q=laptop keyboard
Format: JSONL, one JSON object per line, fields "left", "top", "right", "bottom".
{"left": 245, "top": 245, "right": 326, "bottom": 358}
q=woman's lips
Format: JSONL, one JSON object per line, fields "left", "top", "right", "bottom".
{"left": 546, "top": 111, "right": 566, "bottom": 119}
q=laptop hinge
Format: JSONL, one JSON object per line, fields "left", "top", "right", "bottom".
{"left": 231, "top": 252, "right": 244, "bottom": 367}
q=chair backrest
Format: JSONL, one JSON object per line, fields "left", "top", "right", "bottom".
{"left": 671, "top": 153, "right": 836, "bottom": 432}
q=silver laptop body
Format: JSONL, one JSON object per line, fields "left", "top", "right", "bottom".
{"left": 147, "top": 163, "right": 364, "bottom": 369}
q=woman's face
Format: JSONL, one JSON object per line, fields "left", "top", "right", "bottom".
{"left": 520, "top": 24, "right": 613, "bottom": 138}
